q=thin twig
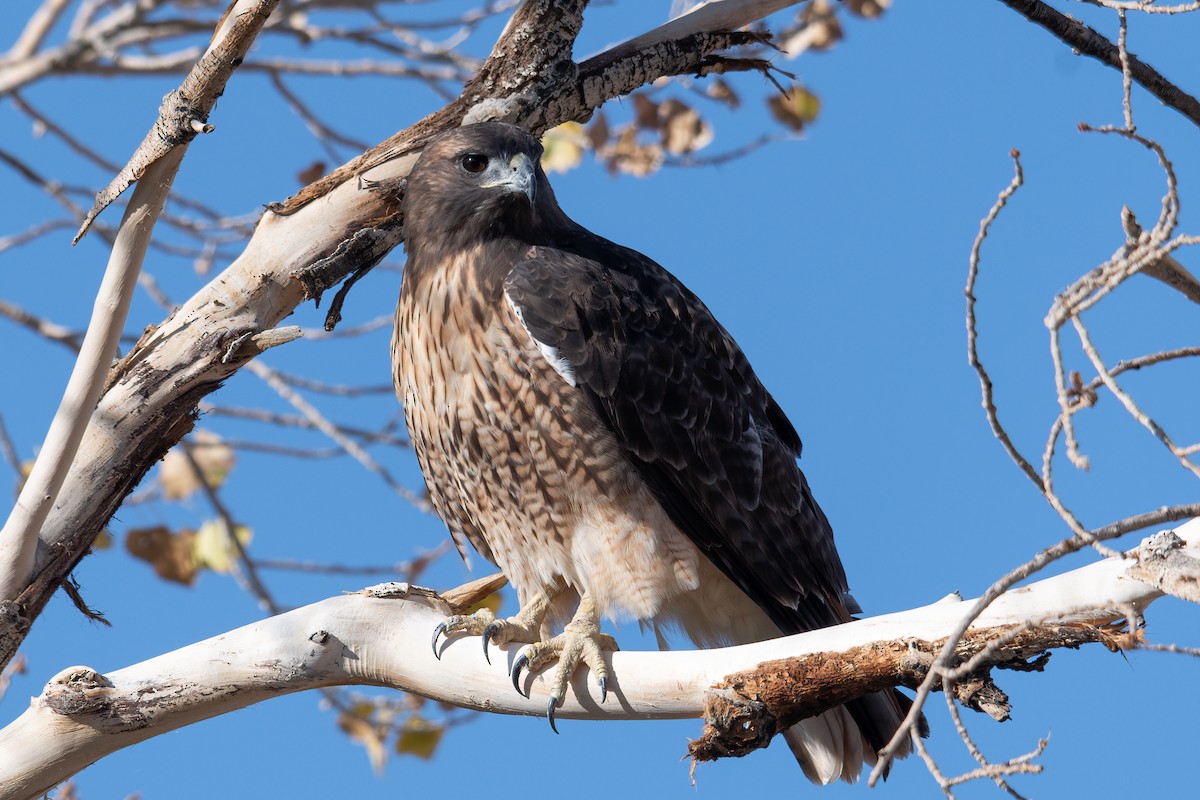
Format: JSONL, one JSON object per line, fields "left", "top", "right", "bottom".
{"left": 1071, "top": 315, "right": 1200, "bottom": 478}
{"left": 180, "top": 440, "right": 280, "bottom": 615}
{"left": 246, "top": 361, "right": 431, "bottom": 511}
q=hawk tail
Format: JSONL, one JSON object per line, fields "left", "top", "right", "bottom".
{"left": 782, "top": 690, "right": 926, "bottom": 785}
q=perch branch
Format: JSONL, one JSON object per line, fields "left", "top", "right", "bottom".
{"left": 1, "top": 521, "right": 1196, "bottom": 799}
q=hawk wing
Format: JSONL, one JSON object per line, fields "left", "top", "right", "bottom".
{"left": 504, "top": 239, "right": 856, "bottom": 634}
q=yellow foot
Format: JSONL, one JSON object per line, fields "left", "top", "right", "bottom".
{"left": 510, "top": 596, "right": 618, "bottom": 733}
{"left": 431, "top": 608, "right": 544, "bottom": 663}
{"left": 432, "top": 582, "right": 560, "bottom": 662}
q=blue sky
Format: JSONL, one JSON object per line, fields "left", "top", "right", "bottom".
{"left": 2, "top": 1, "right": 1198, "bottom": 798}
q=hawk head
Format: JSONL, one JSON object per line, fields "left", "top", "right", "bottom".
{"left": 402, "top": 122, "right": 556, "bottom": 254}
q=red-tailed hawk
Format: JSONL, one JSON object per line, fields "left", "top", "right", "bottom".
{"left": 393, "top": 121, "right": 920, "bottom": 783}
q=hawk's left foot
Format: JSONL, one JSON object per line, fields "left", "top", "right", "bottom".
{"left": 510, "top": 595, "right": 618, "bottom": 733}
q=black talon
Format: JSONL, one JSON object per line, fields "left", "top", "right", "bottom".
{"left": 598, "top": 675, "right": 607, "bottom": 704}
{"left": 511, "top": 650, "right": 530, "bottom": 697}
{"left": 547, "top": 697, "right": 560, "bottom": 734}
{"left": 482, "top": 622, "right": 499, "bottom": 664}
{"left": 432, "top": 622, "right": 447, "bottom": 660}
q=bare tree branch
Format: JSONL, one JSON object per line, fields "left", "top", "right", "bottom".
{"left": 998, "top": 0, "right": 1200, "bottom": 129}
{"left": 2, "top": 520, "right": 1195, "bottom": 799}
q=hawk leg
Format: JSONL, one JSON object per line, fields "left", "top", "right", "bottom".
{"left": 510, "top": 595, "right": 618, "bottom": 733}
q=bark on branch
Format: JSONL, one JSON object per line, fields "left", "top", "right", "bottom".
{"left": 1, "top": 521, "right": 1195, "bottom": 799}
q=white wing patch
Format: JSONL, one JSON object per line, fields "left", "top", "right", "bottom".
{"left": 504, "top": 290, "right": 578, "bottom": 387}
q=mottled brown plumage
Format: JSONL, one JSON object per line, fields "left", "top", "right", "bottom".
{"left": 392, "top": 122, "right": 919, "bottom": 782}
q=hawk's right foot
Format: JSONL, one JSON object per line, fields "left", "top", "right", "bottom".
{"left": 432, "top": 585, "right": 557, "bottom": 661}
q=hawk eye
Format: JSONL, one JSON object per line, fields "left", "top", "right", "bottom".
{"left": 460, "top": 153, "right": 489, "bottom": 174}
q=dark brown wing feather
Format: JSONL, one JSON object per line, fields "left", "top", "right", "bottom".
{"left": 504, "top": 237, "right": 856, "bottom": 634}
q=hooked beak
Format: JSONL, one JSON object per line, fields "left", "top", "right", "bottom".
{"left": 481, "top": 152, "right": 536, "bottom": 203}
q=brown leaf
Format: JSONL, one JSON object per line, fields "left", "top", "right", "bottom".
{"left": 658, "top": 99, "right": 713, "bottom": 155}
{"left": 632, "top": 93, "right": 659, "bottom": 130}
{"left": 606, "top": 129, "right": 663, "bottom": 177}
{"left": 126, "top": 526, "right": 198, "bottom": 585}
{"left": 586, "top": 110, "right": 610, "bottom": 150}
{"left": 802, "top": 0, "right": 843, "bottom": 51}
{"left": 768, "top": 86, "right": 821, "bottom": 132}
{"left": 778, "top": 0, "right": 842, "bottom": 57}
{"left": 846, "top": 0, "right": 891, "bottom": 19}
{"left": 296, "top": 161, "right": 326, "bottom": 185}
{"left": 706, "top": 78, "right": 740, "bottom": 109}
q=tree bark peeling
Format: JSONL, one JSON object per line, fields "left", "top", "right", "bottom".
{"left": 689, "top": 623, "right": 1117, "bottom": 762}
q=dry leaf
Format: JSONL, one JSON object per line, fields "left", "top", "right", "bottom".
{"left": 658, "top": 99, "right": 713, "bottom": 155}
{"left": 126, "top": 526, "right": 198, "bottom": 585}
{"left": 586, "top": 110, "right": 610, "bottom": 150}
{"left": 632, "top": 93, "right": 659, "bottom": 130}
{"left": 846, "top": 0, "right": 891, "bottom": 19}
{"left": 768, "top": 86, "right": 821, "bottom": 132}
{"left": 606, "top": 128, "right": 663, "bottom": 177}
{"left": 160, "top": 431, "right": 235, "bottom": 501}
{"left": 297, "top": 161, "right": 327, "bottom": 185}
{"left": 778, "top": 0, "right": 843, "bottom": 58}
{"left": 396, "top": 717, "right": 444, "bottom": 760}
{"left": 338, "top": 711, "right": 387, "bottom": 774}
{"left": 540, "top": 122, "right": 586, "bottom": 174}
{"left": 803, "top": 0, "right": 844, "bottom": 51}
{"left": 707, "top": 78, "right": 740, "bottom": 109}
{"left": 192, "top": 519, "right": 253, "bottom": 574}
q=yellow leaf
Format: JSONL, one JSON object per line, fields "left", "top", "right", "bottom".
{"left": 541, "top": 122, "right": 586, "bottom": 174}
{"left": 396, "top": 718, "right": 444, "bottom": 760}
{"left": 338, "top": 712, "right": 387, "bottom": 775}
{"left": 126, "top": 526, "right": 198, "bottom": 585}
{"left": 192, "top": 520, "right": 252, "bottom": 574}
{"left": 160, "top": 431, "right": 235, "bottom": 501}
{"left": 464, "top": 590, "right": 503, "bottom": 617}
{"left": 768, "top": 86, "right": 821, "bottom": 132}
{"left": 93, "top": 528, "right": 113, "bottom": 550}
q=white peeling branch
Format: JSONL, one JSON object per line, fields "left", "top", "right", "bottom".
{"left": 1, "top": 521, "right": 1196, "bottom": 799}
